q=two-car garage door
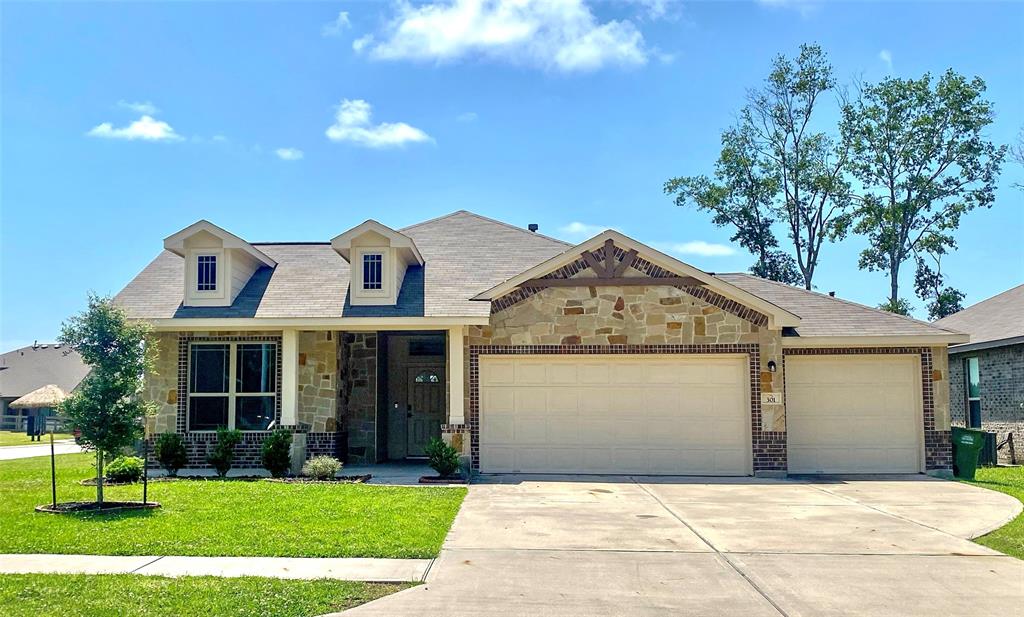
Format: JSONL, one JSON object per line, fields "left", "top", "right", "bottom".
{"left": 479, "top": 355, "right": 751, "bottom": 475}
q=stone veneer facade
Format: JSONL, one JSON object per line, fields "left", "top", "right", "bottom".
{"left": 451, "top": 283, "right": 791, "bottom": 473}
{"left": 339, "top": 332, "right": 377, "bottom": 464}
{"left": 445, "top": 280, "right": 952, "bottom": 474}
{"left": 949, "top": 344, "right": 1024, "bottom": 463}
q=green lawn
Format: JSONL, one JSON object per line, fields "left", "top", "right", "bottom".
{"left": 0, "top": 574, "right": 409, "bottom": 617}
{"left": 0, "top": 453, "right": 465, "bottom": 558}
{"left": 963, "top": 466, "right": 1024, "bottom": 559}
{"left": 0, "top": 431, "right": 74, "bottom": 446}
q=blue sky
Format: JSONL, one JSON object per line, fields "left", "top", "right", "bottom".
{"left": 3, "top": 0, "right": 1022, "bottom": 351}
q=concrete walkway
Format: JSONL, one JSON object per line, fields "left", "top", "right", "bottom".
{"left": 334, "top": 475, "right": 1024, "bottom": 616}
{"left": 0, "top": 554, "right": 431, "bottom": 582}
{"left": 0, "top": 441, "right": 82, "bottom": 461}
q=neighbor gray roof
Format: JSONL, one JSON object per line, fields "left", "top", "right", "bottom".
{"left": 934, "top": 284, "right": 1024, "bottom": 351}
{"left": 0, "top": 344, "right": 90, "bottom": 399}
{"left": 115, "top": 211, "right": 570, "bottom": 319}
{"left": 717, "top": 273, "right": 962, "bottom": 338}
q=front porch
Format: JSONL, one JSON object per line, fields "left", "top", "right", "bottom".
{"left": 145, "top": 325, "right": 468, "bottom": 469}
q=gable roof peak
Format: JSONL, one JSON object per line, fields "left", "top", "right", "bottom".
{"left": 163, "top": 220, "right": 276, "bottom": 267}
{"left": 331, "top": 219, "right": 424, "bottom": 265}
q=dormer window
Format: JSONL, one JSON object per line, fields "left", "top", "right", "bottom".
{"left": 197, "top": 255, "right": 218, "bottom": 291}
{"left": 362, "top": 253, "right": 383, "bottom": 290}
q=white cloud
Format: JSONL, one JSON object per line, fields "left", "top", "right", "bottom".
{"left": 325, "top": 99, "right": 432, "bottom": 148}
{"left": 117, "top": 100, "right": 159, "bottom": 115}
{"left": 878, "top": 49, "right": 893, "bottom": 72}
{"left": 658, "top": 241, "right": 736, "bottom": 258}
{"left": 322, "top": 11, "right": 351, "bottom": 37}
{"left": 275, "top": 147, "right": 304, "bottom": 160}
{"left": 355, "top": 0, "right": 649, "bottom": 72}
{"left": 559, "top": 221, "right": 616, "bottom": 238}
{"left": 87, "top": 115, "right": 183, "bottom": 141}
{"left": 456, "top": 111, "right": 478, "bottom": 122}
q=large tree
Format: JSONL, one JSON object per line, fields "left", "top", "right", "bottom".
{"left": 841, "top": 69, "right": 1005, "bottom": 309}
{"left": 666, "top": 43, "right": 852, "bottom": 289}
{"left": 59, "top": 294, "right": 158, "bottom": 504}
{"left": 913, "top": 243, "right": 965, "bottom": 320}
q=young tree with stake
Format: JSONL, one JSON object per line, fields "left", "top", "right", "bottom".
{"left": 59, "top": 294, "right": 158, "bottom": 505}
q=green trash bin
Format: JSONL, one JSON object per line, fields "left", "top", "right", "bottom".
{"left": 951, "top": 427, "right": 986, "bottom": 480}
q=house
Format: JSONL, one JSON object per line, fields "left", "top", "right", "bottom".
{"left": 114, "top": 211, "right": 967, "bottom": 475}
{"left": 0, "top": 343, "right": 90, "bottom": 431}
{"left": 935, "top": 284, "right": 1024, "bottom": 463}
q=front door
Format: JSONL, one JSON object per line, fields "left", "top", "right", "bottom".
{"left": 407, "top": 366, "right": 445, "bottom": 456}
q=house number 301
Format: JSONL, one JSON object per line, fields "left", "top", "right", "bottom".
{"left": 761, "top": 392, "right": 783, "bottom": 406}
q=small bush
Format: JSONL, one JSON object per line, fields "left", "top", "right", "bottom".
{"left": 154, "top": 433, "right": 187, "bottom": 476}
{"left": 302, "top": 456, "right": 343, "bottom": 480}
{"left": 105, "top": 456, "right": 144, "bottom": 483}
{"left": 261, "top": 429, "right": 292, "bottom": 478}
{"left": 207, "top": 428, "right": 243, "bottom": 477}
{"left": 424, "top": 437, "right": 460, "bottom": 478}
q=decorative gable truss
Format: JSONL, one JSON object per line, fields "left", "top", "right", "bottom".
{"left": 475, "top": 231, "right": 800, "bottom": 330}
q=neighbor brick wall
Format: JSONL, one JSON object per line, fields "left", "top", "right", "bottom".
{"left": 950, "top": 344, "right": 1024, "bottom": 464}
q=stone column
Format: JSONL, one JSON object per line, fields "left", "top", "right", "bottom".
{"left": 281, "top": 329, "right": 299, "bottom": 426}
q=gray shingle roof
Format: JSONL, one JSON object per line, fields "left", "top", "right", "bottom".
{"left": 115, "top": 211, "right": 570, "bottom": 319}
{"left": 934, "top": 284, "right": 1024, "bottom": 347}
{"left": 0, "top": 344, "right": 90, "bottom": 399}
{"left": 717, "top": 273, "right": 962, "bottom": 338}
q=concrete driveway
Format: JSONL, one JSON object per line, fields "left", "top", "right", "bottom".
{"left": 338, "top": 475, "right": 1023, "bottom": 616}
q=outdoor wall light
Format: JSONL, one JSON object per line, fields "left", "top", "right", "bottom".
{"left": 767, "top": 360, "right": 777, "bottom": 372}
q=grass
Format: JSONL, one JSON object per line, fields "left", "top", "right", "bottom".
{"left": 962, "top": 466, "right": 1024, "bottom": 559}
{"left": 0, "top": 573, "right": 409, "bottom": 617}
{"left": 0, "top": 452, "right": 465, "bottom": 558}
{"left": 0, "top": 431, "right": 74, "bottom": 446}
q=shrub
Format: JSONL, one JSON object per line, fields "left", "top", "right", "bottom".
{"left": 261, "top": 429, "right": 292, "bottom": 478}
{"left": 207, "top": 428, "right": 243, "bottom": 477}
{"left": 105, "top": 456, "right": 145, "bottom": 483}
{"left": 424, "top": 437, "right": 460, "bottom": 477}
{"left": 154, "top": 432, "right": 187, "bottom": 476}
{"left": 302, "top": 456, "right": 342, "bottom": 480}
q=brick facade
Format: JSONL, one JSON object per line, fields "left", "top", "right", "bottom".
{"left": 949, "top": 343, "right": 1024, "bottom": 463}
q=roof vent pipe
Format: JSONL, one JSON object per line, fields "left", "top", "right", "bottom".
{"left": 828, "top": 291, "right": 836, "bottom": 297}
{"left": 528, "top": 224, "right": 539, "bottom": 233}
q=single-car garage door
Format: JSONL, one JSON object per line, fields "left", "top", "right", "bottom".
{"left": 479, "top": 355, "right": 751, "bottom": 475}
{"left": 786, "top": 355, "right": 923, "bottom": 474}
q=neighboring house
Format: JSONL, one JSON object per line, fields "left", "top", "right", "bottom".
{"left": 0, "top": 343, "right": 90, "bottom": 431}
{"left": 114, "top": 211, "right": 966, "bottom": 475}
{"left": 935, "top": 285, "right": 1024, "bottom": 463}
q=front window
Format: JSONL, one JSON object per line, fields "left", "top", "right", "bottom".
{"left": 188, "top": 342, "right": 277, "bottom": 431}
{"left": 362, "top": 253, "right": 383, "bottom": 290}
{"left": 197, "top": 255, "right": 217, "bottom": 291}
{"left": 965, "top": 357, "right": 981, "bottom": 428}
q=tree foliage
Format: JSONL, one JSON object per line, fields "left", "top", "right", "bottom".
{"left": 666, "top": 44, "right": 851, "bottom": 289}
{"left": 913, "top": 250, "right": 965, "bottom": 320}
{"left": 877, "top": 297, "right": 914, "bottom": 316}
{"left": 58, "top": 294, "right": 157, "bottom": 504}
{"left": 841, "top": 69, "right": 1005, "bottom": 307}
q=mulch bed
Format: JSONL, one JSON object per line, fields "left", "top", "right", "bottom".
{"left": 419, "top": 475, "right": 467, "bottom": 484}
{"left": 265, "top": 475, "right": 372, "bottom": 484}
{"left": 35, "top": 501, "right": 162, "bottom": 514}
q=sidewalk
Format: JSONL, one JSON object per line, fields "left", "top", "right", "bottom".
{"left": 0, "top": 441, "right": 83, "bottom": 461}
{"left": 0, "top": 554, "right": 432, "bottom": 582}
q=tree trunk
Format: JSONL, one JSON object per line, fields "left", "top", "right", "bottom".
{"left": 96, "top": 450, "right": 104, "bottom": 505}
{"left": 889, "top": 261, "right": 900, "bottom": 307}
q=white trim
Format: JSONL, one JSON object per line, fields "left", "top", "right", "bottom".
{"left": 782, "top": 334, "right": 969, "bottom": 347}
{"left": 949, "top": 335, "right": 1024, "bottom": 354}
{"left": 280, "top": 329, "right": 298, "bottom": 426}
{"left": 164, "top": 220, "right": 276, "bottom": 267}
{"left": 146, "top": 316, "right": 490, "bottom": 331}
{"left": 185, "top": 248, "right": 226, "bottom": 303}
{"left": 331, "top": 219, "right": 424, "bottom": 265}
{"left": 447, "top": 326, "right": 465, "bottom": 425}
{"left": 471, "top": 230, "right": 801, "bottom": 329}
